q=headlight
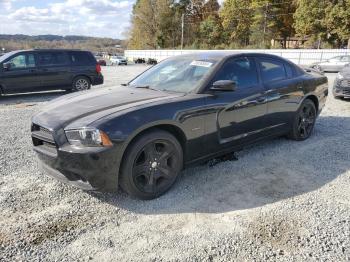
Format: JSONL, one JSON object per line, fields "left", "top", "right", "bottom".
{"left": 337, "top": 73, "right": 344, "bottom": 79}
{"left": 65, "top": 128, "right": 113, "bottom": 147}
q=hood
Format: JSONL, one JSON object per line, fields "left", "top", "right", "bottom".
{"left": 32, "top": 86, "right": 181, "bottom": 130}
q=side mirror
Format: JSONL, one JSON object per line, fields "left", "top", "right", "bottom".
{"left": 3, "top": 62, "right": 11, "bottom": 70}
{"left": 210, "top": 80, "right": 236, "bottom": 92}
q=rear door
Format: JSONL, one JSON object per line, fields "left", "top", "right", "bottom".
{"left": 0, "top": 52, "right": 41, "bottom": 94}
{"left": 257, "top": 57, "right": 301, "bottom": 132}
{"left": 68, "top": 51, "right": 97, "bottom": 79}
{"left": 36, "top": 51, "right": 71, "bottom": 89}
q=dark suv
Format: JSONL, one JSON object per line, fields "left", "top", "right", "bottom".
{"left": 0, "top": 49, "right": 104, "bottom": 95}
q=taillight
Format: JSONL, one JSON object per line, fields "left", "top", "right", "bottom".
{"left": 96, "top": 63, "right": 101, "bottom": 74}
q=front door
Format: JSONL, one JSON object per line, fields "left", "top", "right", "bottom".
{"left": 1, "top": 52, "right": 40, "bottom": 94}
{"left": 205, "top": 56, "right": 267, "bottom": 153}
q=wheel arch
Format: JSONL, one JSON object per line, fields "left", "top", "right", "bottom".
{"left": 117, "top": 123, "right": 187, "bottom": 178}
{"left": 304, "top": 94, "right": 319, "bottom": 113}
{"left": 73, "top": 74, "right": 92, "bottom": 84}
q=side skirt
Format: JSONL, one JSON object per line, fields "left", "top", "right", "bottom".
{"left": 184, "top": 130, "right": 289, "bottom": 168}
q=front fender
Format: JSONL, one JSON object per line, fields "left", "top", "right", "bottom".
{"left": 94, "top": 96, "right": 209, "bottom": 181}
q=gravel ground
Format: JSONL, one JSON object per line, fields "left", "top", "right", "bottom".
{"left": 0, "top": 65, "right": 349, "bottom": 262}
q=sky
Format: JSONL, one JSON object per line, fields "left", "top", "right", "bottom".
{"left": 0, "top": 0, "right": 134, "bottom": 39}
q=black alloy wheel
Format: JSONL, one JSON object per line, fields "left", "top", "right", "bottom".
{"left": 120, "top": 130, "right": 183, "bottom": 199}
{"left": 289, "top": 99, "right": 316, "bottom": 141}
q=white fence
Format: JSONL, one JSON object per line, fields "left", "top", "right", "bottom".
{"left": 125, "top": 49, "right": 350, "bottom": 65}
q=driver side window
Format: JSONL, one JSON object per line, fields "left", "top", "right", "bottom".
{"left": 7, "top": 54, "right": 35, "bottom": 70}
{"left": 212, "top": 57, "right": 258, "bottom": 89}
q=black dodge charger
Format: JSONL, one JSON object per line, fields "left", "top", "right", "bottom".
{"left": 32, "top": 52, "right": 328, "bottom": 199}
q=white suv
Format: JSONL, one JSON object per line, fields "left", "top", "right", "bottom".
{"left": 110, "top": 56, "right": 127, "bottom": 65}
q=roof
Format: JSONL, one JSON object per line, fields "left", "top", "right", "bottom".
{"left": 8, "top": 49, "right": 84, "bottom": 53}
{"left": 173, "top": 51, "right": 238, "bottom": 61}
{"left": 32, "top": 48, "right": 82, "bottom": 51}
{"left": 171, "top": 51, "right": 287, "bottom": 61}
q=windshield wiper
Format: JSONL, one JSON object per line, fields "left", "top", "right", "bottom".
{"left": 132, "top": 85, "right": 162, "bottom": 91}
{"left": 122, "top": 83, "right": 151, "bottom": 89}
{"left": 134, "top": 85, "right": 151, "bottom": 89}
{"left": 126, "top": 84, "right": 163, "bottom": 91}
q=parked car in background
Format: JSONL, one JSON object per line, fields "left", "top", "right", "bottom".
{"left": 98, "top": 60, "right": 107, "bottom": 66}
{"left": 134, "top": 58, "right": 146, "bottom": 64}
{"left": 147, "top": 58, "right": 158, "bottom": 65}
{"left": 95, "top": 56, "right": 107, "bottom": 66}
{"left": 0, "top": 49, "right": 103, "bottom": 95}
{"left": 32, "top": 52, "right": 328, "bottom": 200}
{"left": 310, "top": 55, "right": 350, "bottom": 72}
{"left": 333, "top": 64, "right": 350, "bottom": 99}
{"left": 110, "top": 56, "right": 127, "bottom": 65}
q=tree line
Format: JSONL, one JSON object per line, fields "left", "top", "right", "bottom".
{"left": 127, "top": 0, "right": 350, "bottom": 49}
{"left": 0, "top": 35, "right": 125, "bottom": 53}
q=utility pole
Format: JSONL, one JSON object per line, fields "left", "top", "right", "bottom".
{"left": 181, "top": 13, "right": 184, "bottom": 50}
{"left": 263, "top": 3, "right": 269, "bottom": 47}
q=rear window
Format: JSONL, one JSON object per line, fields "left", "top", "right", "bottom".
{"left": 259, "top": 59, "right": 286, "bottom": 82}
{"left": 37, "top": 52, "right": 68, "bottom": 66}
{"left": 285, "top": 63, "right": 294, "bottom": 78}
{"left": 69, "top": 51, "right": 96, "bottom": 66}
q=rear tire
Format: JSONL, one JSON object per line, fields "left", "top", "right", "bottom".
{"left": 72, "top": 76, "right": 91, "bottom": 92}
{"left": 288, "top": 99, "right": 317, "bottom": 141}
{"left": 120, "top": 130, "right": 183, "bottom": 200}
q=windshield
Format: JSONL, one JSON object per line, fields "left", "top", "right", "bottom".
{"left": 329, "top": 56, "right": 341, "bottom": 61}
{"left": 129, "top": 57, "right": 217, "bottom": 93}
{"left": 0, "top": 52, "right": 15, "bottom": 63}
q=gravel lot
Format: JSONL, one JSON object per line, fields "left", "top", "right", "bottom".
{"left": 0, "top": 65, "right": 349, "bottom": 261}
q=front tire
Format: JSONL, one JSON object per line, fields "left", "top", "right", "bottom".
{"left": 288, "top": 99, "right": 316, "bottom": 141}
{"left": 120, "top": 130, "right": 183, "bottom": 200}
{"left": 72, "top": 76, "right": 91, "bottom": 91}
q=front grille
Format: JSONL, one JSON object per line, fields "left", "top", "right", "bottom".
{"left": 31, "top": 124, "right": 57, "bottom": 155}
{"left": 343, "top": 90, "right": 350, "bottom": 96}
{"left": 340, "top": 79, "right": 350, "bottom": 88}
